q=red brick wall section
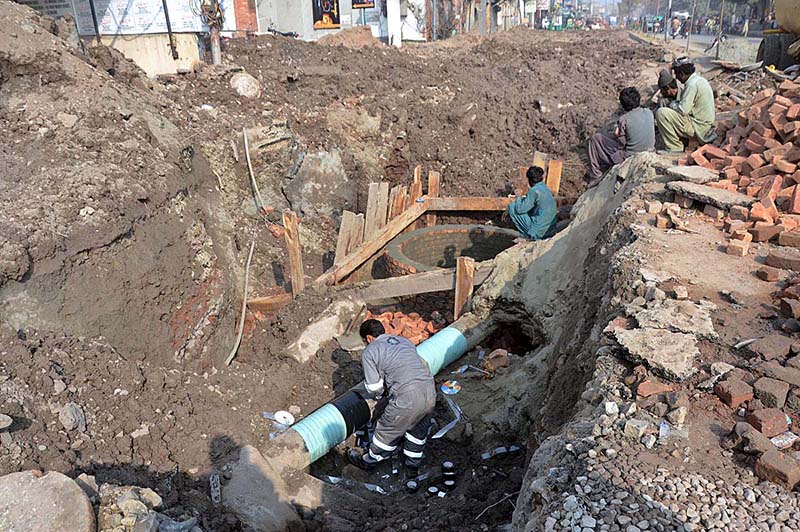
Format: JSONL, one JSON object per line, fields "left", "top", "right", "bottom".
{"left": 232, "top": 0, "right": 258, "bottom": 34}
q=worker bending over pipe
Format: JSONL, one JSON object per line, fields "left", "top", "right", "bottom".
{"left": 346, "top": 319, "right": 436, "bottom": 474}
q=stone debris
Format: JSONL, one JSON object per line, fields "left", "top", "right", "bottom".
{"left": 665, "top": 165, "right": 719, "bottom": 184}
{"left": 0, "top": 471, "right": 95, "bottom": 532}
{"left": 614, "top": 328, "right": 699, "bottom": 381}
{"left": 58, "top": 402, "right": 86, "bottom": 432}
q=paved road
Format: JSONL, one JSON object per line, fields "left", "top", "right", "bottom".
{"left": 642, "top": 31, "right": 762, "bottom": 48}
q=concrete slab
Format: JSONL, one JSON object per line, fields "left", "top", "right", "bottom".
{"left": 615, "top": 328, "right": 699, "bottom": 381}
{"left": 666, "top": 166, "right": 719, "bottom": 184}
{"left": 666, "top": 181, "right": 756, "bottom": 209}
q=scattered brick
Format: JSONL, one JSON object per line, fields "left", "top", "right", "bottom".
{"left": 766, "top": 247, "right": 800, "bottom": 270}
{"left": 790, "top": 186, "right": 800, "bottom": 214}
{"left": 724, "top": 219, "right": 746, "bottom": 232}
{"left": 637, "top": 380, "right": 672, "bottom": 398}
{"left": 761, "top": 196, "right": 781, "bottom": 220}
{"left": 755, "top": 450, "right": 800, "bottom": 490}
{"left": 775, "top": 158, "right": 798, "bottom": 174}
{"left": 760, "top": 361, "right": 800, "bottom": 387}
{"left": 731, "top": 229, "right": 753, "bottom": 242}
{"left": 644, "top": 200, "right": 662, "bottom": 214}
{"left": 726, "top": 239, "right": 749, "bottom": 256}
{"left": 715, "top": 379, "right": 754, "bottom": 408}
{"left": 749, "top": 223, "right": 783, "bottom": 242}
{"left": 758, "top": 174, "right": 783, "bottom": 199}
{"left": 655, "top": 214, "right": 671, "bottom": 229}
{"left": 729, "top": 205, "right": 749, "bottom": 221}
{"left": 754, "top": 377, "right": 791, "bottom": 408}
{"left": 747, "top": 408, "right": 789, "bottom": 438}
{"left": 704, "top": 204, "right": 725, "bottom": 220}
{"left": 749, "top": 334, "right": 795, "bottom": 361}
{"left": 778, "top": 230, "right": 800, "bottom": 248}
{"left": 756, "top": 265, "right": 781, "bottom": 281}
{"left": 673, "top": 194, "right": 693, "bottom": 208}
{"left": 750, "top": 202, "right": 774, "bottom": 223}
{"left": 704, "top": 145, "right": 728, "bottom": 160}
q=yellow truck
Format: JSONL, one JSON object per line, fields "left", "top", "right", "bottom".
{"left": 758, "top": 0, "right": 800, "bottom": 69}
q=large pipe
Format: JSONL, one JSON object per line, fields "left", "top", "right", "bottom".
{"left": 264, "top": 313, "right": 493, "bottom": 471}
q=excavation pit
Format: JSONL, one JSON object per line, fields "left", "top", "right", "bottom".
{"left": 385, "top": 224, "right": 519, "bottom": 276}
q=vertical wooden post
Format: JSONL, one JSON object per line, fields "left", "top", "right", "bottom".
{"left": 546, "top": 159, "right": 563, "bottom": 196}
{"left": 364, "top": 182, "right": 390, "bottom": 240}
{"left": 334, "top": 211, "right": 365, "bottom": 267}
{"left": 282, "top": 210, "right": 305, "bottom": 297}
{"left": 426, "top": 171, "right": 441, "bottom": 227}
{"left": 406, "top": 167, "right": 424, "bottom": 232}
{"left": 454, "top": 256, "right": 475, "bottom": 319}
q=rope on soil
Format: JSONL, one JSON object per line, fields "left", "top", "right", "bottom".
{"left": 225, "top": 238, "right": 256, "bottom": 366}
{"left": 243, "top": 127, "right": 266, "bottom": 212}
{"left": 474, "top": 490, "right": 520, "bottom": 521}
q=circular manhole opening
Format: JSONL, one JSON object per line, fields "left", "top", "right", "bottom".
{"left": 385, "top": 224, "right": 519, "bottom": 275}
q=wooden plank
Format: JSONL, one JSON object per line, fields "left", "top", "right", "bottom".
{"left": 546, "top": 159, "right": 563, "bottom": 196}
{"left": 282, "top": 210, "right": 305, "bottom": 297}
{"left": 387, "top": 185, "right": 402, "bottom": 221}
{"left": 316, "top": 200, "right": 428, "bottom": 286}
{"left": 364, "top": 182, "right": 390, "bottom": 240}
{"left": 427, "top": 197, "right": 514, "bottom": 211}
{"left": 425, "top": 171, "right": 441, "bottom": 227}
{"left": 533, "top": 151, "right": 549, "bottom": 173}
{"left": 454, "top": 256, "right": 475, "bottom": 319}
{"left": 353, "top": 263, "right": 494, "bottom": 301}
{"left": 334, "top": 211, "right": 364, "bottom": 267}
{"left": 247, "top": 293, "right": 292, "bottom": 313}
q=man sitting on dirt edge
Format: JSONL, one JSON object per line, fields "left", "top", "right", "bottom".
{"left": 348, "top": 319, "right": 436, "bottom": 474}
{"left": 502, "top": 166, "right": 558, "bottom": 240}
{"left": 655, "top": 57, "right": 716, "bottom": 153}
{"left": 586, "top": 86, "right": 655, "bottom": 187}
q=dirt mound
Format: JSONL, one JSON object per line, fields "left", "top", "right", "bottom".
{"left": 166, "top": 29, "right": 658, "bottom": 205}
{"left": 318, "top": 25, "right": 383, "bottom": 49}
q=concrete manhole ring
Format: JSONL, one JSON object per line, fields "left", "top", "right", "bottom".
{"left": 385, "top": 224, "right": 519, "bottom": 276}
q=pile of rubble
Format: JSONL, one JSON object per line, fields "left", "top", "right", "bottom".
{"left": 365, "top": 310, "right": 447, "bottom": 345}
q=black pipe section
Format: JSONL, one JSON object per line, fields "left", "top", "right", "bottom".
{"left": 330, "top": 391, "right": 371, "bottom": 437}
{"left": 161, "top": 0, "right": 179, "bottom": 60}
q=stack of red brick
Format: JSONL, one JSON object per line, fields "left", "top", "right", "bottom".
{"left": 681, "top": 80, "right": 800, "bottom": 219}
{"left": 365, "top": 310, "right": 444, "bottom": 345}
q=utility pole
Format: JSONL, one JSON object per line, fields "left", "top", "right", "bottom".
{"left": 664, "top": 0, "right": 672, "bottom": 42}
{"left": 686, "top": 0, "right": 696, "bottom": 52}
{"left": 716, "top": 0, "right": 725, "bottom": 59}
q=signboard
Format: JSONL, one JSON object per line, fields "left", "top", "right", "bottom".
{"left": 536, "top": 0, "right": 549, "bottom": 10}
{"left": 313, "top": 0, "right": 341, "bottom": 29}
{"left": 70, "top": 0, "right": 237, "bottom": 36}
{"left": 352, "top": 0, "right": 375, "bottom": 7}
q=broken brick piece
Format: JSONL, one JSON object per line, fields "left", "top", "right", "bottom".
{"left": 674, "top": 193, "right": 693, "bottom": 209}
{"left": 767, "top": 247, "right": 800, "bottom": 270}
{"left": 754, "top": 378, "right": 790, "bottom": 409}
{"left": 755, "top": 450, "right": 800, "bottom": 490}
{"left": 750, "top": 202, "right": 775, "bottom": 223}
{"left": 637, "top": 380, "right": 672, "bottom": 398}
{"left": 655, "top": 214, "right": 672, "bottom": 229}
{"left": 775, "top": 158, "right": 799, "bottom": 174}
{"left": 749, "top": 224, "right": 783, "bottom": 242}
{"left": 729, "top": 205, "right": 749, "bottom": 221}
{"left": 724, "top": 219, "right": 746, "bottom": 232}
{"left": 644, "top": 200, "right": 662, "bottom": 214}
{"left": 704, "top": 204, "right": 725, "bottom": 219}
{"left": 704, "top": 145, "right": 728, "bottom": 160}
{"left": 746, "top": 153, "right": 766, "bottom": 170}
{"left": 757, "top": 265, "right": 781, "bottom": 281}
{"left": 715, "top": 379, "right": 754, "bottom": 408}
{"left": 747, "top": 408, "right": 790, "bottom": 438}
{"left": 781, "top": 298, "right": 800, "bottom": 319}
{"left": 731, "top": 229, "right": 753, "bottom": 242}
{"left": 778, "top": 231, "right": 800, "bottom": 248}
{"left": 726, "top": 239, "right": 750, "bottom": 256}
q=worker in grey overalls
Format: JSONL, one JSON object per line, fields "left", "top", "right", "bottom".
{"left": 348, "top": 319, "right": 436, "bottom": 472}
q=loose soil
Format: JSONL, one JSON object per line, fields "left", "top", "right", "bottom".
{"left": 0, "top": 0, "right": 663, "bottom": 529}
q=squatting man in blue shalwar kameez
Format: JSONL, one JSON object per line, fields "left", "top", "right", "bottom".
{"left": 347, "top": 319, "right": 436, "bottom": 474}
{"left": 502, "top": 166, "right": 558, "bottom": 240}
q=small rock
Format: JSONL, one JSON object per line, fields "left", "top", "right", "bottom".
{"left": 645, "top": 286, "right": 666, "bottom": 301}
{"left": 673, "top": 286, "right": 689, "bottom": 300}
{"left": 564, "top": 494, "right": 579, "bottom": 512}
{"left": 666, "top": 406, "right": 688, "bottom": 426}
{"left": 119, "top": 498, "right": 148, "bottom": 518}
{"left": 74, "top": 474, "right": 98, "bottom": 502}
{"left": 624, "top": 419, "right": 649, "bottom": 439}
{"left": 53, "top": 380, "right": 67, "bottom": 395}
{"left": 58, "top": 403, "right": 86, "bottom": 432}
{"left": 131, "top": 424, "right": 150, "bottom": 439}
{"left": 604, "top": 401, "right": 619, "bottom": 416}
{"left": 56, "top": 112, "right": 79, "bottom": 129}
{"left": 288, "top": 405, "right": 302, "bottom": 416}
{"left": 138, "top": 488, "right": 162, "bottom": 510}
{"left": 641, "top": 434, "right": 657, "bottom": 449}
{"left": 0, "top": 414, "right": 12, "bottom": 430}
{"left": 710, "top": 362, "right": 735, "bottom": 376}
